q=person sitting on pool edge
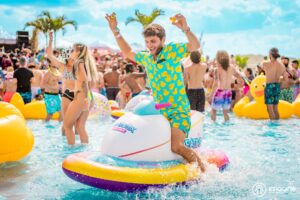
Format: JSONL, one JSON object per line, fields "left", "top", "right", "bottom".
{"left": 105, "top": 13, "right": 205, "bottom": 172}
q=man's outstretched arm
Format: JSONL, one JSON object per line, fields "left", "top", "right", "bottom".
{"left": 105, "top": 13, "right": 136, "bottom": 61}
{"left": 171, "top": 14, "right": 200, "bottom": 52}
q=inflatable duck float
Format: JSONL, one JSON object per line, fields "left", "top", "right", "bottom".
{"left": 234, "top": 75, "right": 293, "bottom": 119}
{"left": 63, "top": 99, "right": 229, "bottom": 192}
{"left": 293, "top": 93, "right": 300, "bottom": 117}
{"left": 9, "top": 92, "right": 110, "bottom": 120}
{"left": 0, "top": 102, "right": 34, "bottom": 163}
{"left": 9, "top": 93, "right": 60, "bottom": 120}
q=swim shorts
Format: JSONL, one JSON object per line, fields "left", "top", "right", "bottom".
{"left": 264, "top": 83, "right": 280, "bottom": 105}
{"left": 211, "top": 89, "right": 232, "bottom": 110}
{"left": 44, "top": 92, "right": 61, "bottom": 114}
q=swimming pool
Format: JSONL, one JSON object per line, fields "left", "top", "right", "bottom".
{"left": 0, "top": 115, "right": 299, "bottom": 199}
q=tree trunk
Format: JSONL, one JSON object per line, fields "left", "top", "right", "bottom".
{"left": 45, "top": 34, "right": 48, "bottom": 48}
{"left": 54, "top": 31, "right": 57, "bottom": 49}
{"left": 30, "top": 28, "right": 39, "bottom": 53}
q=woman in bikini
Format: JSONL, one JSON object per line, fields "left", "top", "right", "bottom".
{"left": 46, "top": 32, "right": 98, "bottom": 145}
{"left": 46, "top": 32, "right": 76, "bottom": 134}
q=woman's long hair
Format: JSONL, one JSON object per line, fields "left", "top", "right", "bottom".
{"left": 74, "top": 43, "right": 99, "bottom": 84}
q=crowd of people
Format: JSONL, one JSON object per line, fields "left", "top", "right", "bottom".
{"left": 0, "top": 39, "right": 299, "bottom": 119}
{"left": 1, "top": 44, "right": 298, "bottom": 116}
{"left": 0, "top": 13, "right": 299, "bottom": 171}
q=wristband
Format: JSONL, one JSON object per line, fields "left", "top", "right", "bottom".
{"left": 113, "top": 27, "right": 120, "bottom": 34}
{"left": 115, "top": 33, "right": 121, "bottom": 38}
{"left": 182, "top": 27, "right": 191, "bottom": 33}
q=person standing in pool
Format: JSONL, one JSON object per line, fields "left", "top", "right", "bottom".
{"left": 105, "top": 13, "right": 205, "bottom": 172}
{"left": 261, "top": 48, "right": 286, "bottom": 120}
{"left": 42, "top": 63, "right": 63, "bottom": 122}
{"left": 47, "top": 32, "right": 76, "bottom": 135}
{"left": 184, "top": 50, "right": 207, "bottom": 112}
{"left": 209, "top": 50, "right": 242, "bottom": 122}
{"left": 47, "top": 32, "right": 99, "bottom": 145}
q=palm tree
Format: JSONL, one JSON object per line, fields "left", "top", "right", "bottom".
{"left": 38, "top": 17, "right": 52, "bottom": 47}
{"left": 24, "top": 19, "right": 42, "bottom": 52}
{"left": 125, "top": 8, "right": 165, "bottom": 28}
{"left": 24, "top": 10, "right": 78, "bottom": 50}
{"left": 40, "top": 11, "right": 77, "bottom": 48}
{"left": 51, "top": 15, "right": 77, "bottom": 48}
{"left": 24, "top": 11, "right": 52, "bottom": 48}
{"left": 30, "top": 28, "right": 40, "bottom": 53}
{"left": 235, "top": 55, "right": 249, "bottom": 69}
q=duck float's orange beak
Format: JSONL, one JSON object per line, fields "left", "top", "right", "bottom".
{"left": 255, "top": 90, "right": 264, "bottom": 97}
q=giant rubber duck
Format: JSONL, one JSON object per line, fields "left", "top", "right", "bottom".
{"left": 0, "top": 102, "right": 34, "bottom": 163}
{"left": 9, "top": 92, "right": 110, "bottom": 120}
{"left": 63, "top": 99, "right": 229, "bottom": 192}
{"left": 233, "top": 75, "right": 293, "bottom": 119}
{"left": 9, "top": 93, "right": 59, "bottom": 119}
{"left": 293, "top": 93, "right": 300, "bottom": 117}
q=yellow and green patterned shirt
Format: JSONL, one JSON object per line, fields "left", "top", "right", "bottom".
{"left": 134, "top": 42, "right": 190, "bottom": 114}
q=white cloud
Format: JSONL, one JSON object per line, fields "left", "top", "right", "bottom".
{"left": 203, "top": 29, "right": 299, "bottom": 58}
{"left": 0, "top": 26, "right": 15, "bottom": 39}
{"left": 0, "top": 5, "right": 36, "bottom": 22}
{"left": 271, "top": 7, "right": 283, "bottom": 17}
{"left": 1, "top": 1, "right": 299, "bottom": 59}
{"left": 77, "top": 0, "right": 273, "bottom": 19}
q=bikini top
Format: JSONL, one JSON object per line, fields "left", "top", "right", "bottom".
{"left": 63, "top": 66, "right": 76, "bottom": 80}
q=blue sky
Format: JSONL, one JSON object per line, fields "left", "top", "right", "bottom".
{"left": 0, "top": 0, "right": 299, "bottom": 58}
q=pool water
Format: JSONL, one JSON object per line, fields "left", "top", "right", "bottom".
{"left": 0, "top": 114, "right": 299, "bottom": 200}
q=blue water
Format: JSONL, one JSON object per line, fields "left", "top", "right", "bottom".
{"left": 0, "top": 114, "right": 299, "bottom": 200}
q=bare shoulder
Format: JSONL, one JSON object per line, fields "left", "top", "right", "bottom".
{"left": 37, "top": 70, "right": 43, "bottom": 76}
{"left": 201, "top": 63, "right": 208, "bottom": 69}
{"left": 262, "top": 61, "right": 270, "bottom": 67}
{"left": 229, "top": 64, "right": 237, "bottom": 71}
{"left": 184, "top": 65, "right": 191, "bottom": 72}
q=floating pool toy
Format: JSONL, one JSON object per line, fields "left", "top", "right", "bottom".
{"left": 88, "top": 93, "right": 111, "bottom": 120}
{"left": 125, "top": 92, "right": 153, "bottom": 112}
{"left": 293, "top": 93, "right": 300, "bottom": 117}
{"left": 108, "top": 100, "right": 120, "bottom": 111}
{"left": 63, "top": 100, "right": 229, "bottom": 191}
{"left": 233, "top": 75, "right": 293, "bottom": 119}
{"left": 0, "top": 102, "right": 34, "bottom": 163}
{"left": 9, "top": 93, "right": 59, "bottom": 120}
{"left": 111, "top": 110, "right": 126, "bottom": 120}
{"left": 111, "top": 92, "right": 152, "bottom": 119}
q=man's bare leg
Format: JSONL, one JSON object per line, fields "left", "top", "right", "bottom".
{"left": 171, "top": 127, "right": 205, "bottom": 172}
{"left": 45, "top": 114, "right": 52, "bottom": 122}
{"left": 223, "top": 109, "right": 229, "bottom": 121}
{"left": 266, "top": 105, "right": 275, "bottom": 120}
{"left": 211, "top": 109, "right": 217, "bottom": 121}
{"left": 273, "top": 104, "right": 280, "bottom": 120}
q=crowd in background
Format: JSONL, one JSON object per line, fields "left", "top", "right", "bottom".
{"left": 0, "top": 46, "right": 299, "bottom": 112}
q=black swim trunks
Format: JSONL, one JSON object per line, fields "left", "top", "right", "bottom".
{"left": 62, "top": 89, "right": 75, "bottom": 101}
{"left": 187, "top": 88, "right": 205, "bottom": 112}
